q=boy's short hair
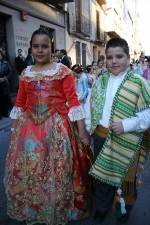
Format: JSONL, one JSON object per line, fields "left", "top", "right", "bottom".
{"left": 106, "top": 38, "right": 129, "bottom": 56}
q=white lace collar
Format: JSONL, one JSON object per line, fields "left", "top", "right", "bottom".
{"left": 25, "top": 63, "right": 61, "bottom": 77}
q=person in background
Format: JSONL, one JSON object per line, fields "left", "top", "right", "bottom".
{"left": 52, "top": 55, "right": 59, "bottom": 63}
{"left": 25, "top": 47, "right": 35, "bottom": 66}
{"left": 0, "top": 49, "right": 8, "bottom": 61}
{"left": 129, "top": 63, "right": 134, "bottom": 71}
{"left": 68, "top": 56, "right": 72, "bottom": 67}
{"left": 133, "top": 60, "right": 143, "bottom": 76}
{"left": 54, "top": 49, "right": 60, "bottom": 60}
{"left": 84, "top": 37, "right": 150, "bottom": 223}
{"left": 91, "top": 61, "right": 98, "bottom": 79}
{"left": 139, "top": 56, "right": 147, "bottom": 72}
{"left": 4, "top": 29, "right": 93, "bottom": 225}
{"left": 92, "top": 61, "right": 98, "bottom": 71}
{"left": 96, "top": 60, "right": 105, "bottom": 77}
{"left": 15, "top": 49, "right": 27, "bottom": 91}
{"left": 0, "top": 51, "right": 12, "bottom": 119}
{"left": 15, "top": 49, "right": 26, "bottom": 75}
{"left": 60, "top": 49, "right": 71, "bottom": 68}
{"left": 86, "top": 65, "right": 96, "bottom": 92}
{"left": 72, "top": 64, "right": 88, "bottom": 107}
{"left": 142, "top": 60, "right": 150, "bottom": 81}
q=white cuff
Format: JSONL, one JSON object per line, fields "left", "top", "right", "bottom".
{"left": 68, "top": 106, "right": 85, "bottom": 122}
{"left": 122, "top": 118, "right": 134, "bottom": 133}
{"left": 10, "top": 106, "right": 22, "bottom": 119}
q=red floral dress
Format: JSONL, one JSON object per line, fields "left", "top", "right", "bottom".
{"left": 4, "top": 64, "right": 93, "bottom": 225}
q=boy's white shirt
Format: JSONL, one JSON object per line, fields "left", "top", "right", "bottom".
{"left": 84, "top": 71, "right": 150, "bottom": 134}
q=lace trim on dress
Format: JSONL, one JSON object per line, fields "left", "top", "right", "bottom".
{"left": 68, "top": 106, "right": 85, "bottom": 122}
{"left": 20, "top": 63, "right": 71, "bottom": 82}
{"left": 25, "top": 63, "right": 61, "bottom": 77}
{"left": 9, "top": 106, "right": 22, "bottom": 119}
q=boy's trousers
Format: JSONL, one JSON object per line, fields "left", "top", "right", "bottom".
{"left": 93, "top": 132, "right": 137, "bottom": 214}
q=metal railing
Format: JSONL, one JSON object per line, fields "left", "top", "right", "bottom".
{"left": 97, "top": 27, "right": 106, "bottom": 42}
{"left": 97, "top": 27, "right": 107, "bottom": 42}
{"left": 72, "top": 14, "right": 91, "bottom": 37}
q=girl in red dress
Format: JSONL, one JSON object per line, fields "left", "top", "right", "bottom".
{"left": 4, "top": 30, "right": 93, "bottom": 225}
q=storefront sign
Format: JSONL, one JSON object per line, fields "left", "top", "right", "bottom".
{"left": 16, "top": 36, "right": 29, "bottom": 47}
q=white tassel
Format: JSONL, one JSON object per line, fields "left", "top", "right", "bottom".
{"left": 120, "top": 197, "right": 126, "bottom": 214}
{"left": 117, "top": 188, "right": 122, "bottom": 196}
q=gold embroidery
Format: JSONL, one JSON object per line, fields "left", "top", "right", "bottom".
{"left": 20, "top": 67, "right": 72, "bottom": 82}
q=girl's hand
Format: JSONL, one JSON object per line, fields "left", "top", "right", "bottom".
{"left": 109, "top": 122, "right": 124, "bottom": 135}
{"left": 78, "top": 129, "right": 90, "bottom": 145}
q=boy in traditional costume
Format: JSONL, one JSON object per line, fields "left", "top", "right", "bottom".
{"left": 84, "top": 38, "right": 150, "bottom": 222}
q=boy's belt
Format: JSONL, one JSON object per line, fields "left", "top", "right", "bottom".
{"left": 95, "top": 125, "right": 108, "bottom": 138}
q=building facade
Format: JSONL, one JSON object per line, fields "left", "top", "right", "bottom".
{"left": 65, "top": 0, "right": 107, "bottom": 70}
{"left": 0, "top": 0, "right": 143, "bottom": 93}
{"left": 0, "top": 0, "right": 73, "bottom": 92}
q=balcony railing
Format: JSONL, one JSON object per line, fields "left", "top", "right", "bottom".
{"left": 72, "top": 14, "right": 92, "bottom": 37}
{"left": 97, "top": 27, "right": 106, "bottom": 42}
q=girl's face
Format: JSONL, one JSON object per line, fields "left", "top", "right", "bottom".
{"left": 53, "top": 56, "right": 59, "bottom": 63}
{"left": 91, "top": 66, "right": 95, "bottom": 73}
{"left": 92, "top": 62, "right": 97, "bottom": 70}
{"left": 106, "top": 47, "right": 130, "bottom": 76}
{"left": 31, "top": 34, "right": 51, "bottom": 64}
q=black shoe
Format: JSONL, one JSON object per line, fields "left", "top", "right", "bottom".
{"left": 118, "top": 212, "right": 129, "bottom": 223}
{"left": 94, "top": 210, "right": 107, "bottom": 221}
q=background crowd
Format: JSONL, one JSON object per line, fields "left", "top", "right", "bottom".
{"left": 0, "top": 46, "right": 150, "bottom": 120}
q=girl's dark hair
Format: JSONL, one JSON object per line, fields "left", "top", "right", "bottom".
{"left": 71, "top": 64, "right": 83, "bottom": 73}
{"left": 106, "top": 37, "right": 129, "bottom": 56}
{"left": 30, "top": 29, "right": 52, "bottom": 47}
{"left": 92, "top": 61, "right": 97, "bottom": 66}
{"left": 86, "top": 65, "right": 92, "bottom": 73}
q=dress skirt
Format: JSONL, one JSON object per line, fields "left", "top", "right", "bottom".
{"left": 4, "top": 111, "right": 93, "bottom": 225}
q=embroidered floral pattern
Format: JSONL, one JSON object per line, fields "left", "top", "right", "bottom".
{"left": 24, "top": 139, "right": 36, "bottom": 152}
{"left": 4, "top": 112, "right": 93, "bottom": 225}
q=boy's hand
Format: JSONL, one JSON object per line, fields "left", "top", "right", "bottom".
{"left": 109, "top": 122, "right": 124, "bottom": 135}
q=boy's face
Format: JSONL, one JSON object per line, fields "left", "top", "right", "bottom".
{"left": 92, "top": 63, "right": 97, "bottom": 70}
{"left": 106, "top": 47, "right": 130, "bottom": 76}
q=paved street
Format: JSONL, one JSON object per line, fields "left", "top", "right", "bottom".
{"left": 0, "top": 128, "right": 150, "bottom": 225}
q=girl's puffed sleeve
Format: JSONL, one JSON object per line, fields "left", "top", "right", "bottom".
{"left": 9, "top": 80, "right": 27, "bottom": 119}
{"left": 62, "top": 73, "right": 85, "bottom": 121}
